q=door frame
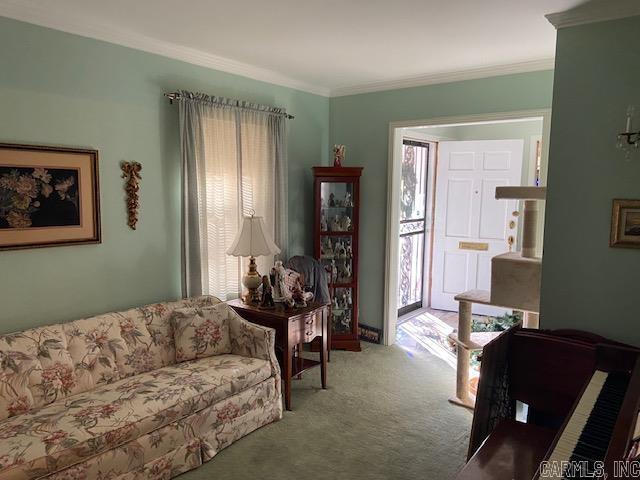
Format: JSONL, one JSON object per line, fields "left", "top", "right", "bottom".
{"left": 383, "top": 109, "right": 552, "bottom": 346}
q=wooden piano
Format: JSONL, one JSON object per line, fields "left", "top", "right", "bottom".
{"left": 456, "top": 326, "right": 640, "bottom": 479}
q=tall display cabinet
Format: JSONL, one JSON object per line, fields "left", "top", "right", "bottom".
{"left": 313, "top": 166, "right": 363, "bottom": 351}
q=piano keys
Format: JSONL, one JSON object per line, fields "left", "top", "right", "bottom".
{"left": 544, "top": 370, "right": 630, "bottom": 477}
{"left": 455, "top": 326, "right": 640, "bottom": 480}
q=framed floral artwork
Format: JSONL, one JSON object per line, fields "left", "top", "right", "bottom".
{"left": 0, "top": 143, "right": 100, "bottom": 250}
{"left": 610, "top": 199, "right": 640, "bottom": 249}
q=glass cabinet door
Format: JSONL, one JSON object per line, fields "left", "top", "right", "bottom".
{"left": 319, "top": 181, "right": 356, "bottom": 335}
{"left": 319, "top": 181, "right": 355, "bottom": 233}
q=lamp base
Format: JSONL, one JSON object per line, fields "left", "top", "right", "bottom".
{"left": 242, "top": 256, "right": 262, "bottom": 305}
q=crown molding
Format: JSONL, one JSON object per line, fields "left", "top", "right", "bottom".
{"left": 330, "top": 58, "right": 555, "bottom": 97}
{"left": 0, "top": 1, "right": 558, "bottom": 99}
{"left": 0, "top": 1, "right": 331, "bottom": 97}
{"left": 546, "top": 0, "right": 640, "bottom": 29}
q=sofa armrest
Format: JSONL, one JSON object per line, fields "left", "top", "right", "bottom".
{"left": 228, "top": 308, "right": 281, "bottom": 377}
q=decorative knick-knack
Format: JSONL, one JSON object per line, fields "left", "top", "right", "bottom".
{"left": 260, "top": 275, "right": 275, "bottom": 308}
{"left": 340, "top": 215, "right": 352, "bottom": 232}
{"left": 120, "top": 161, "right": 142, "bottom": 230}
{"left": 329, "top": 193, "right": 336, "bottom": 207}
{"left": 333, "top": 145, "right": 345, "bottom": 167}
{"left": 320, "top": 213, "right": 328, "bottom": 232}
{"left": 330, "top": 215, "right": 341, "bottom": 232}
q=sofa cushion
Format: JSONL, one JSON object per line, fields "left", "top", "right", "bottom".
{"left": 119, "top": 296, "right": 222, "bottom": 372}
{"left": 63, "top": 316, "right": 130, "bottom": 394}
{"left": 172, "top": 304, "right": 231, "bottom": 362}
{"left": 0, "top": 325, "right": 77, "bottom": 421}
{"left": 0, "top": 354, "right": 271, "bottom": 479}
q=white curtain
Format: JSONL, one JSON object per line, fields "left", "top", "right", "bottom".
{"left": 179, "top": 92, "right": 288, "bottom": 300}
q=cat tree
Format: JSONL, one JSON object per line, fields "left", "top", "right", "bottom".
{"left": 449, "top": 186, "right": 546, "bottom": 409}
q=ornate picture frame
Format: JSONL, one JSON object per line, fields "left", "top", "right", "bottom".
{"left": 0, "top": 143, "right": 100, "bottom": 250}
{"left": 610, "top": 199, "right": 640, "bottom": 249}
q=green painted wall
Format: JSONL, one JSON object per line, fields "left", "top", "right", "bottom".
{"left": 330, "top": 71, "right": 554, "bottom": 334}
{"left": 0, "top": 17, "right": 329, "bottom": 332}
{"left": 540, "top": 16, "right": 640, "bottom": 345}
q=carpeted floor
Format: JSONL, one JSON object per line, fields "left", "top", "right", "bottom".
{"left": 180, "top": 343, "right": 472, "bottom": 480}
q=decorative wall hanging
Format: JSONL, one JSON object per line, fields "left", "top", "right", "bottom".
{"left": 120, "top": 161, "right": 142, "bottom": 230}
{"left": 610, "top": 199, "right": 640, "bottom": 249}
{"left": 0, "top": 143, "right": 100, "bottom": 250}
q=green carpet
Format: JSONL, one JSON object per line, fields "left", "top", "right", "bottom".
{"left": 180, "top": 343, "right": 472, "bottom": 480}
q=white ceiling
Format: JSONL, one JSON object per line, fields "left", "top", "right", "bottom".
{"left": 0, "top": 0, "right": 587, "bottom": 96}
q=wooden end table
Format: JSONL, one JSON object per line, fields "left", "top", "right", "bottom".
{"left": 227, "top": 299, "right": 330, "bottom": 410}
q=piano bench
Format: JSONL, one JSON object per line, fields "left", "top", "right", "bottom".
{"left": 456, "top": 419, "right": 556, "bottom": 480}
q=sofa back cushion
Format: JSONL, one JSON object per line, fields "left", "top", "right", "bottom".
{"left": 172, "top": 303, "right": 232, "bottom": 362}
{"left": 0, "top": 325, "right": 77, "bottom": 421}
{"left": 116, "top": 295, "right": 222, "bottom": 374}
{"left": 0, "top": 295, "right": 221, "bottom": 420}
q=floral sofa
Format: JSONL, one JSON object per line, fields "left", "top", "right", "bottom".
{"left": 0, "top": 296, "right": 282, "bottom": 479}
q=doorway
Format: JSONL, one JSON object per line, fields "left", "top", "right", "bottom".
{"left": 385, "top": 110, "right": 551, "bottom": 348}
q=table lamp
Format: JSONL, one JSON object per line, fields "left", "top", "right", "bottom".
{"left": 227, "top": 212, "right": 281, "bottom": 304}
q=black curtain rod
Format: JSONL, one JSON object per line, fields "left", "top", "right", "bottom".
{"left": 164, "top": 92, "right": 294, "bottom": 119}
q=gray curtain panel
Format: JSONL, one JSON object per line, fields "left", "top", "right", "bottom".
{"left": 179, "top": 97, "right": 205, "bottom": 298}
{"left": 270, "top": 114, "right": 288, "bottom": 261}
{"left": 177, "top": 91, "right": 290, "bottom": 298}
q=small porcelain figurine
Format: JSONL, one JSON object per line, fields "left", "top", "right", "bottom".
{"left": 333, "top": 296, "right": 339, "bottom": 309}
{"left": 330, "top": 215, "right": 341, "bottom": 232}
{"left": 260, "top": 275, "right": 275, "bottom": 308}
{"left": 333, "top": 144, "right": 345, "bottom": 167}
{"left": 344, "top": 192, "right": 352, "bottom": 207}
{"left": 320, "top": 213, "right": 328, "bottom": 232}
{"left": 346, "top": 244, "right": 353, "bottom": 258}
{"left": 335, "top": 241, "right": 346, "bottom": 258}
{"left": 272, "top": 261, "right": 291, "bottom": 303}
{"left": 340, "top": 215, "right": 351, "bottom": 232}
{"left": 329, "top": 193, "right": 336, "bottom": 207}
{"left": 323, "top": 237, "right": 334, "bottom": 258}
{"left": 342, "top": 264, "right": 352, "bottom": 281}
{"left": 290, "top": 273, "right": 313, "bottom": 307}
{"left": 331, "top": 259, "right": 338, "bottom": 283}
{"left": 341, "top": 311, "right": 350, "bottom": 329}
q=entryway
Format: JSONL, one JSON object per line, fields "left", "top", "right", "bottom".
{"left": 385, "top": 110, "right": 551, "bottom": 352}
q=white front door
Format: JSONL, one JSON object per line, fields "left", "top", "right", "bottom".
{"left": 431, "top": 140, "right": 523, "bottom": 316}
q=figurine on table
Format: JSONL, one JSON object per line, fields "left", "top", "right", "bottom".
{"left": 271, "top": 261, "right": 291, "bottom": 304}
{"left": 260, "top": 275, "right": 275, "bottom": 308}
{"left": 289, "top": 272, "right": 314, "bottom": 307}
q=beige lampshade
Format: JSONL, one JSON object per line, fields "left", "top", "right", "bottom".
{"left": 226, "top": 215, "right": 281, "bottom": 257}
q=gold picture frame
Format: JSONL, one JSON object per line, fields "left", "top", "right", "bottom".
{"left": 610, "top": 199, "right": 640, "bottom": 249}
{"left": 0, "top": 143, "right": 100, "bottom": 250}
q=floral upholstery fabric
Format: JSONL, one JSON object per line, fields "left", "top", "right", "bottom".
{"left": 0, "top": 325, "right": 77, "bottom": 421}
{"left": 0, "top": 297, "right": 282, "bottom": 480}
{"left": 63, "top": 316, "right": 130, "bottom": 394}
{"left": 117, "top": 296, "right": 221, "bottom": 373}
{"left": 0, "top": 354, "right": 274, "bottom": 479}
{"left": 172, "top": 304, "right": 231, "bottom": 362}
